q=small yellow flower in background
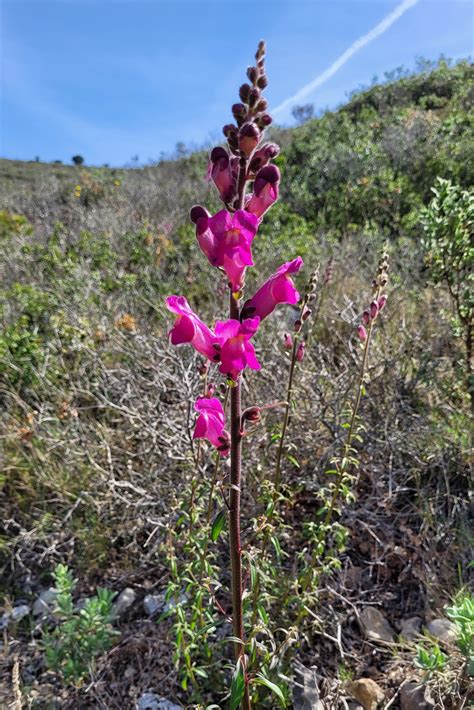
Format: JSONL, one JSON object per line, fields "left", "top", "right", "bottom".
{"left": 74, "top": 184, "right": 82, "bottom": 198}
{"left": 115, "top": 313, "right": 137, "bottom": 332}
{"left": 114, "top": 179, "right": 121, "bottom": 186}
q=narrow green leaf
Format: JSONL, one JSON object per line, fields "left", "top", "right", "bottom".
{"left": 255, "top": 673, "right": 285, "bottom": 703}
{"left": 229, "top": 660, "right": 245, "bottom": 710}
{"left": 211, "top": 510, "right": 226, "bottom": 542}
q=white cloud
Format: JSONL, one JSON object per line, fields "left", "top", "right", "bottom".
{"left": 273, "top": 0, "right": 420, "bottom": 118}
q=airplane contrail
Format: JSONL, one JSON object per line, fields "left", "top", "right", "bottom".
{"left": 273, "top": 0, "right": 420, "bottom": 117}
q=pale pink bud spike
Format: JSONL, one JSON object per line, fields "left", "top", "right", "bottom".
{"left": 378, "top": 294, "right": 388, "bottom": 310}
{"left": 358, "top": 325, "right": 368, "bottom": 341}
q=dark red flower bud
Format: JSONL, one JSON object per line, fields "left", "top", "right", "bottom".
{"left": 242, "top": 406, "right": 261, "bottom": 424}
{"left": 223, "top": 123, "right": 238, "bottom": 138}
{"left": 284, "top": 333, "right": 293, "bottom": 349}
{"left": 248, "top": 142, "right": 280, "bottom": 173}
{"left": 246, "top": 66, "right": 258, "bottom": 84}
{"left": 362, "top": 310, "right": 370, "bottom": 326}
{"left": 255, "top": 98, "right": 269, "bottom": 113}
{"left": 248, "top": 88, "right": 260, "bottom": 107}
{"left": 258, "top": 113, "right": 273, "bottom": 127}
{"left": 239, "top": 83, "right": 251, "bottom": 103}
{"left": 257, "top": 74, "right": 268, "bottom": 89}
{"left": 190, "top": 205, "right": 209, "bottom": 224}
{"left": 378, "top": 294, "right": 388, "bottom": 310}
{"left": 206, "top": 383, "right": 216, "bottom": 398}
{"left": 369, "top": 300, "right": 379, "bottom": 320}
{"left": 232, "top": 103, "right": 247, "bottom": 119}
{"left": 239, "top": 123, "right": 260, "bottom": 157}
{"left": 256, "top": 40, "right": 265, "bottom": 60}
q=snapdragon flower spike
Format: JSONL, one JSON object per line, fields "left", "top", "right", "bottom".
{"left": 193, "top": 397, "right": 230, "bottom": 456}
{"left": 192, "top": 209, "right": 259, "bottom": 292}
{"left": 208, "top": 147, "right": 238, "bottom": 204}
{"left": 241, "top": 256, "right": 304, "bottom": 321}
{"left": 246, "top": 165, "right": 280, "bottom": 218}
{"left": 166, "top": 296, "right": 219, "bottom": 361}
{"left": 215, "top": 317, "right": 261, "bottom": 381}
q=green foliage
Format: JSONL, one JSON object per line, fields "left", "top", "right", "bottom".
{"left": 422, "top": 178, "right": 473, "bottom": 322}
{"left": 422, "top": 177, "right": 474, "bottom": 403}
{"left": 446, "top": 591, "right": 474, "bottom": 676}
{"left": 415, "top": 643, "right": 448, "bottom": 675}
{"left": 42, "top": 564, "right": 118, "bottom": 684}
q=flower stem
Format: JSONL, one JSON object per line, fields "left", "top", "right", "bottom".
{"left": 324, "top": 284, "right": 381, "bottom": 527}
{"left": 228, "top": 160, "right": 251, "bottom": 709}
{"left": 274, "top": 336, "right": 299, "bottom": 494}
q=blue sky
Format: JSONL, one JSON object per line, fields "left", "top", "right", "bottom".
{"left": 1, "top": 0, "right": 472, "bottom": 166}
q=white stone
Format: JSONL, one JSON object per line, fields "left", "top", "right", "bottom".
{"left": 137, "top": 693, "right": 182, "bottom": 710}
{"left": 112, "top": 587, "right": 136, "bottom": 617}
{"left": 32, "top": 588, "right": 58, "bottom": 617}
{"left": 143, "top": 594, "right": 165, "bottom": 617}
{"left": 359, "top": 607, "right": 395, "bottom": 643}
{"left": 425, "top": 618, "right": 457, "bottom": 643}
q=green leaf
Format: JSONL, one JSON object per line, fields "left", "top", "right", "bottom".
{"left": 211, "top": 510, "right": 226, "bottom": 542}
{"left": 255, "top": 673, "right": 285, "bottom": 703}
{"left": 229, "top": 660, "right": 246, "bottom": 710}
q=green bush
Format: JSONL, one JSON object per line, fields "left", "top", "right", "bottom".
{"left": 42, "top": 564, "right": 119, "bottom": 684}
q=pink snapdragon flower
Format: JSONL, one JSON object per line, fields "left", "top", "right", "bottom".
{"left": 208, "top": 147, "right": 238, "bottom": 203}
{"left": 215, "top": 317, "right": 261, "bottom": 381}
{"left": 193, "top": 397, "right": 230, "bottom": 456}
{"left": 241, "top": 256, "right": 304, "bottom": 321}
{"left": 246, "top": 165, "right": 280, "bottom": 218}
{"left": 191, "top": 209, "right": 259, "bottom": 292}
{"left": 166, "top": 296, "right": 219, "bottom": 361}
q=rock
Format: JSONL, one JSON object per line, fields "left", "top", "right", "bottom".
{"left": 292, "top": 661, "right": 324, "bottom": 710}
{"left": 400, "top": 681, "right": 435, "bottom": 709}
{"left": 400, "top": 616, "right": 422, "bottom": 641}
{"left": 163, "top": 592, "right": 187, "bottom": 614}
{"left": 0, "top": 606, "right": 30, "bottom": 630}
{"left": 359, "top": 607, "right": 395, "bottom": 643}
{"left": 11, "top": 604, "right": 30, "bottom": 623}
{"left": 143, "top": 593, "right": 165, "bottom": 617}
{"left": 112, "top": 587, "right": 136, "bottom": 617}
{"left": 137, "top": 693, "right": 182, "bottom": 710}
{"left": 347, "top": 678, "right": 384, "bottom": 710}
{"left": 425, "top": 618, "right": 457, "bottom": 643}
{"left": 32, "top": 588, "right": 58, "bottom": 617}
